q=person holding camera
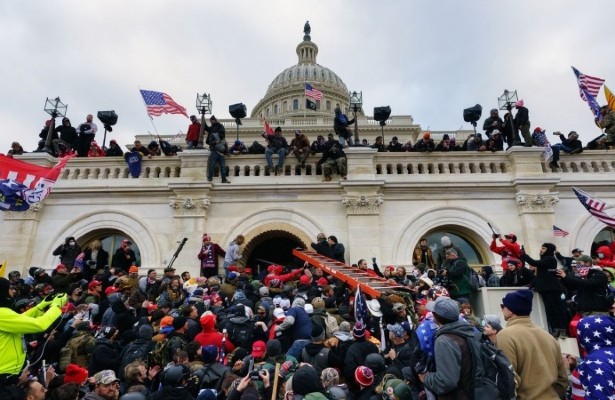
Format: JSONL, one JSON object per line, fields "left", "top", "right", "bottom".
{"left": 76, "top": 114, "right": 98, "bottom": 157}
{"left": 557, "top": 263, "right": 611, "bottom": 316}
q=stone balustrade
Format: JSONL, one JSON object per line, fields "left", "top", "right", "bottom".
{"left": 15, "top": 147, "right": 615, "bottom": 186}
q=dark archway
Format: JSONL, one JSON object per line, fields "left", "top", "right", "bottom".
{"left": 244, "top": 230, "right": 306, "bottom": 275}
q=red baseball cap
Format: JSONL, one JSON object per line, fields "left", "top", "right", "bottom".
{"left": 299, "top": 275, "right": 311, "bottom": 285}
{"left": 88, "top": 280, "right": 102, "bottom": 290}
{"left": 105, "top": 286, "right": 119, "bottom": 297}
{"left": 251, "top": 340, "right": 266, "bottom": 358}
{"left": 317, "top": 277, "right": 328, "bottom": 286}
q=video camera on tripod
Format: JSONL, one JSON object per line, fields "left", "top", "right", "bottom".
{"left": 463, "top": 104, "right": 482, "bottom": 134}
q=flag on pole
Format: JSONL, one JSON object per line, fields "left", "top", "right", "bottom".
{"left": 580, "top": 87, "right": 602, "bottom": 118}
{"left": 304, "top": 83, "right": 323, "bottom": 101}
{"left": 605, "top": 85, "right": 615, "bottom": 111}
{"left": 140, "top": 89, "right": 188, "bottom": 118}
{"left": 354, "top": 285, "right": 368, "bottom": 326}
{"left": 572, "top": 66, "right": 605, "bottom": 101}
{"left": 542, "top": 144, "right": 554, "bottom": 162}
{"left": 0, "top": 260, "right": 6, "bottom": 278}
{"left": 573, "top": 187, "right": 615, "bottom": 228}
{"left": 0, "top": 154, "right": 73, "bottom": 211}
{"left": 306, "top": 99, "right": 317, "bottom": 110}
{"left": 553, "top": 225, "right": 569, "bottom": 237}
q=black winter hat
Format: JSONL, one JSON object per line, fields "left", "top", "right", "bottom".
{"left": 311, "top": 324, "right": 325, "bottom": 341}
{"left": 172, "top": 316, "right": 187, "bottom": 330}
{"left": 542, "top": 243, "right": 556, "bottom": 256}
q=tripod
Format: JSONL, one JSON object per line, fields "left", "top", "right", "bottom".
{"left": 167, "top": 238, "right": 188, "bottom": 270}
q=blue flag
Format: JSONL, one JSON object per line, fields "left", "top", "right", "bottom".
{"left": 580, "top": 86, "right": 601, "bottom": 118}
{"left": 125, "top": 151, "right": 142, "bottom": 178}
{"left": 0, "top": 179, "right": 30, "bottom": 211}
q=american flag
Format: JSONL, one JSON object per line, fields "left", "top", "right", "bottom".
{"left": 140, "top": 89, "right": 188, "bottom": 118}
{"left": 573, "top": 187, "right": 615, "bottom": 228}
{"left": 553, "top": 225, "right": 569, "bottom": 237}
{"left": 580, "top": 87, "right": 601, "bottom": 118}
{"left": 354, "top": 285, "right": 368, "bottom": 325}
{"left": 304, "top": 83, "right": 323, "bottom": 101}
{"left": 572, "top": 66, "right": 605, "bottom": 101}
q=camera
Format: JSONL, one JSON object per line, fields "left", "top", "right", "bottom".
{"left": 86, "top": 260, "right": 96, "bottom": 267}
{"left": 249, "top": 369, "right": 261, "bottom": 381}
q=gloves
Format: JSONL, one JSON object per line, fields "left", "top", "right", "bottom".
{"left": 51, "top": 293, "right": 68, "bottom": 309}
{"left": 36, "top": 295, "right": 54, "bottom": 310}
{"left": 492, "top": 233, "right": 500, "bottom": 239}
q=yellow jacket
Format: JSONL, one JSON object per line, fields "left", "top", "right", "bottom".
{"left": 0, "top": 304, "right": 62, "bottom": 375}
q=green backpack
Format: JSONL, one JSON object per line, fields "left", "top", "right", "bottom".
{"left": 148, "top": 338, "right": 170, "bottom": 367}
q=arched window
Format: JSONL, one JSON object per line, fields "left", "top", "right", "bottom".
{"left": 304, "top": 68, "right": 308, "bottom": 77}
{"left": 326, "top": 100, "right": 331, "bottom": 111}
{"left": 274, "top": 104, "right": 278, "bottom": 114}
{"left": 283, "top": 101, "right": 288, "bottom": 112}
{"left": 81, "top": 232, "right": 142, "bottom": 268}
{"left": 293, "top": 99, "right": 299, "bottom": 110}
{"left": 424, "top": 230, "right": 485, "bottom": 266}
{"left": 266, "top": 108, "right": 270, "bottom": 116}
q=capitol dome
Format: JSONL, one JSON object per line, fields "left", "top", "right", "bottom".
{"left": 250, "top": 23, "right": 361, "bottom": 119}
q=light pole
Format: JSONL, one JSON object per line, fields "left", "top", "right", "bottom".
{"left": 196, "top": 92, "right": 212, "bottom": 148}
{"left": 498, "top": 89, "right": 519, "bottom": 146}
{"left": 43, "top": 97, "right": 67, "bottom": 155}
{"left": 349, "top": 91, "right": 362, "bottom": 145}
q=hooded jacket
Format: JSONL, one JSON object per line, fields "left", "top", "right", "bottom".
{"left": 278, "top": 298, "right": 313, "bottom": 340}
{"left": 595, "top": 246, "right": 615, "bottom": 268}
{"left": 520, "top": 243, "right": 563, "bottom": 292}
{"left": 194, "top": 314, "right": 235, "bottom": 353}
{"left": 0, "top": 278, "right": 62, "bottom": 374}
{"left": 577, "top": 315, "right": 615, "bottom": 399}
{"left": 423, "top": 319, "right": 476, "bottom": 398}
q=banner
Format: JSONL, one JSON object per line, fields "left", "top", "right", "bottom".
{"left": 0, "top": 154, "right": 72, "bottom": 211}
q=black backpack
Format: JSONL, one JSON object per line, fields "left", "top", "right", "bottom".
{"left": 446, "top": 332, "right": 516, "bottom": 400}
{"left": 227, "top": 319, "right": 254, "bottom": 350}
{"left": 119, "top": 342, "right": 149, "bottom": 377}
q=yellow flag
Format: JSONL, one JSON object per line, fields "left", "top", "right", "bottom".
{"left": 0, "top": 260, "right": 6, "bottom": 278}
{"left": 606, "top": 85, "right": 615, "bottom": 111}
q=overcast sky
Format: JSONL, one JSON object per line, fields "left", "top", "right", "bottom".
{"left": 0, "top": 0, "right": 611, "bottom": 153}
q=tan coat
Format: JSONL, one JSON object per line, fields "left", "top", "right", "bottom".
{"left": 496, "top": 316, "right": 567, "bottom": 400}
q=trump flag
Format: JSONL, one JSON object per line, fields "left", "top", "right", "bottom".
{"left": 0, "top": 154, "right": 72, "bottom": 211}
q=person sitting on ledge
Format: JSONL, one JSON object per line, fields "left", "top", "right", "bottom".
{"left": 371, "top": 136, "right": 386, "bottom": 152}
{"left": 413, "top": 131, "right": 435, "bottom": 152}
{"left": 549, "top": 131, "right": 583, "bottom": 169}
{"left": 386, "top": 136, "right": 403, "bottom": 152}
{"left": 228, "top": 139, "right": 248, "bottom": 155}
{"left": 318, "top": 133, "right": 347, "bottom": 181}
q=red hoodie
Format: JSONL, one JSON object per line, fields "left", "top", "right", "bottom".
{"left": 490, "top": 238, "right": 522, "bottom": 271}
{"left": 595, "top": 246, "right": 615, "bottom": 268}
{"left": 264, "top": 266, "right": 302, "bottom": 288}
{"left": 194, "top": 313, "right": 235, "bottom": 353}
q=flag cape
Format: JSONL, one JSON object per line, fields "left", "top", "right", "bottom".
{"left": 0, "top": 154, "right": 72, "bottom": 211}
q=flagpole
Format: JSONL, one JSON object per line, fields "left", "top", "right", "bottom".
{"left": 138, "top": 88, "right": 159, "bottom": 136}
{"left": 303, "top": 82, "right": 307, "bottom": 119}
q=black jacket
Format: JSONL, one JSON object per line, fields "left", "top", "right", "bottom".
{"left": 311, "top": 240, "right": 334, "bottom": 258}
{"left": 562, "top": 269, "right": 611, "bottom": 312}
{"left": 521, "top": 248, "right": 563, "bottom": 292}
{"left": 499, "top": 267, "right": 534, "bottom": 287}
{"left": 89, "top": 338, "right": 121, "bottom": 374}
{"left": 318, "top": 139, "right": 346, "bottom": 164}
{"left": 343, "top": 339, "right": 379, "bottom": 382}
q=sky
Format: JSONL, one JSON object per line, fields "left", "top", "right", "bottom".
{"left": 0, "top": 0, "right": 612, "bottom": 153}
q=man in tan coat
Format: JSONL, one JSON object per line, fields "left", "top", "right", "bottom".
{"left": 496, "top": 290, "right": 568, "bottom": 399}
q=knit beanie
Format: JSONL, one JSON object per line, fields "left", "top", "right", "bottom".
{"left": 201, "top": 345, "right": 219, "bottom": 364}
{"left": 355, "top": 366, "right": 374, "bottom": 387}
{"left": 266, "top": 339, "right": 282, "bottom": 358}
{"left": 172, "top": 316, "right": 187, "bottom": 330}
{"left": 502, "top": 290, "right": 533, "bottom": 316}
{"left": 311, "top": 324, "right": 325, "bottom": 342}
{"left": 64, "top": 364, "right": 88, "bottom": 384}
{"left": 352, "top": 322, "right": 366, "bottom": 339}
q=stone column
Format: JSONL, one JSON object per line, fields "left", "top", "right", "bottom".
{"left": 177, "top": 150, "right": 209, "bottom": 181}
{"left": 507, "top": 146, "right": 561, "bottom": 255}
{"left": 1, "top": 203, "right": 45, "bottom": 274}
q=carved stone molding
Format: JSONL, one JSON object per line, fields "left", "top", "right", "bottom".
{"left": 341, "top": 194, "right": 384, "bottom": 215}
{"left": 515, "top": 192, "right": 559, "bottom": 213}
{"left": 4, "top": 202, "right": 44, "bottom": 220}
{"left": 169, "top": 196, "right": 210, "bottom": 217}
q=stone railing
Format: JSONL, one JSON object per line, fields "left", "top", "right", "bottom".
{"left": 15, "top": 147, "right": 615, "bottom": 185}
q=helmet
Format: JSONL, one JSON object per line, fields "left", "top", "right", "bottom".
{"left": 163, "top": 364, "right": 191, "bottom": 386}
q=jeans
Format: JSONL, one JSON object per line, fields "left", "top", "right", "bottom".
{"left": 550, "top": 143, "right": 572, "bottom": 162}
{"left": 265, "top": 148, "right": 286, "bottom": 168}
{"left": 207, "top": 150, "right": 227, "bottom": 180}
{"left": 338, "top": 136, "right": 353, "bottom": 147}
{"left": 286, "top": 339, "right": 309, "bottom": 361}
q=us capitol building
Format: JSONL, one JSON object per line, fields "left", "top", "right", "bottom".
{"left": 2, "top": 25, "right": 615, "bottom": 279}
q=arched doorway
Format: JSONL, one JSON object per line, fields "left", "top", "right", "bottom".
{"left": 243, "top": 230, "right": 306, "bottom": 275}
{"left": 423, "top": 225, "right": 487, "bottom": 267}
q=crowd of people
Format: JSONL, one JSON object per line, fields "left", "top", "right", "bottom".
{"left": 2, "top": 229, "right": 615, "bottom": 399}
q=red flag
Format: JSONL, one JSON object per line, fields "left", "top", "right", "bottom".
{"left": 0, "top": 154, "right": 72, "bottom": 209}
{"left": 262, "top": 117, "right": 274, "bottom": 134}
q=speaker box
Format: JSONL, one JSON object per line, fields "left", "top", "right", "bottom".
{"left": 463, "top": 104, "right": 482, "bottom": 123}
{"left": 229, "top": 103, "right": 247, "bottom": 119}
{"left": 97, "top": 110, "right": 118, "bottom": 126}
{"left": 374, "top": 106, "right": 391, "bottom": 122}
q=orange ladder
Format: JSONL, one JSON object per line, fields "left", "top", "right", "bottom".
{"left": 292, "top": 249, "right": 411, "bottom": 298}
